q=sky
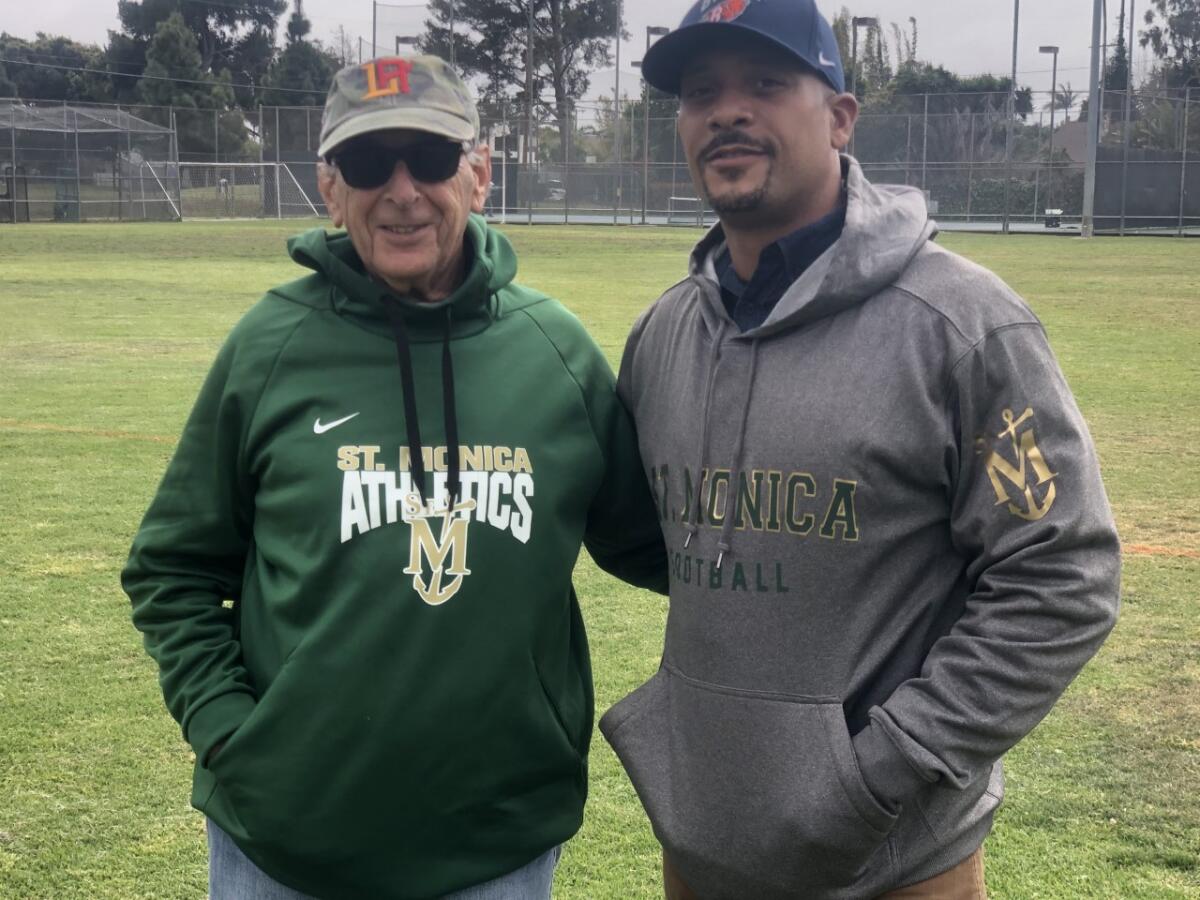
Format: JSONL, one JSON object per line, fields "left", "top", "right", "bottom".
{"left": 4, "top": 0, "right": 1155, "bottom": 107}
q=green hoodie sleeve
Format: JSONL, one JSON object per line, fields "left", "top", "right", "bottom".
{"left": 121, "top": 308, "right": 286, "bottom": 765}
{"left": 521, "top": 302, "right": 668, "bottom": 594}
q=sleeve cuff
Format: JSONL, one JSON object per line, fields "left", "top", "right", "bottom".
{"left": 851, "top": 720, "right": 930, "bottom": 811}
{"left": 185, "top": 691, "right": 257, "bottom": 766}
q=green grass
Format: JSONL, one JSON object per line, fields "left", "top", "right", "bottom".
{"left": 1, "top": 221, "right": 1197, "bottom": 898}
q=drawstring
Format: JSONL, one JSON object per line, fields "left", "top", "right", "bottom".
{"left": 716, "top": 340, "right": 760, "bottom": 570}
{"left": 383, "top": 299, "right": 427, "bottom": 503}
{"left": 684, "top": 321, "right": 727, "bottom": 550}
{"left": 382, "top": 298, "right": 462, "bottom": 510}
{"left": 441, "top": 307, "right": 461, "bottom": 505}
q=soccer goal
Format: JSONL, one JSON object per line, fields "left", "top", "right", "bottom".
{"left": 667, "top": 195, "right": 704, "bottom": 227}
{"left": 177, "top": 162, "right": 322, "bottom": 220}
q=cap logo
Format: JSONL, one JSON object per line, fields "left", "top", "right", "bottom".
{"left": 362, "top": 58, "right": 414, "bottom": 100}
{"left": 701, "top": 0, "right": 752, "bottom": 23}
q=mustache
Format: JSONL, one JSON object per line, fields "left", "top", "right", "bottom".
{"left": 700, "top": 131, "right": 773, "bottom": 162}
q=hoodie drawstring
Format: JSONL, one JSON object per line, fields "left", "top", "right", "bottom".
{"left": 383, "top": 299, "right": 461, "bottom": 509}
{"left": 441, "top": 307, "right": 461, "bottom": 505}
{"left": 684, "top": 321, "right": 727, "bottom": 550}
{"left": 716, "top": 339, "right": 759, "bottom": 569}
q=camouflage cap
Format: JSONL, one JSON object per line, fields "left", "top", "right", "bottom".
{"left": 318, "top": 55, "right": 479, "bottom": 158}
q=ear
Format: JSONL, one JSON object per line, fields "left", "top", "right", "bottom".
{"left": 828, "top": 92, "right": 859, "bottom": 152}
{"left": 466, "top": 145, "right": 492, "bottom": 214}
{"left": 317, "top": 164, "right": 345, "bottom": 227}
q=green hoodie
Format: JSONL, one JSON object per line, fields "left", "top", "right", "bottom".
{"left": 123, "top": 215, "right": 666, "bottom": 899}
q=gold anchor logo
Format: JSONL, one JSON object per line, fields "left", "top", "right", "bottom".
{"left": 404, "top": 497, "right": 478, "bottom": 606}
{"left": 982, "top": 408, "right": 1058, "bottom": 522}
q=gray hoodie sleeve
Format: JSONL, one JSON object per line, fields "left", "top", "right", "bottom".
{"left": 851, "top": 322, "right": 1121, "bottom": 809}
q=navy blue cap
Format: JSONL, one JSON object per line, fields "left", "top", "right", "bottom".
{"left": 642, "top": 0, "right": 845, "bottom": 96}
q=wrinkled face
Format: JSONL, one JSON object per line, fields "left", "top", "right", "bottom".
{"left": 676, "top": 42, "right": 855, "bottom": 232}
{"left": 318, "top": 129, "right": 491, "bottom": 300}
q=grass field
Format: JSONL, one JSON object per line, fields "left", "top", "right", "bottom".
{"left": 0, "top": 220, "right": 1198, "bottom": 899}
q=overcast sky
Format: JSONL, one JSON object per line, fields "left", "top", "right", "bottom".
{"left": 5, "top": 0, "right": 1154, "bottom": 105}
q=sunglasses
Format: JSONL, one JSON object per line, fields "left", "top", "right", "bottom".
{"left": 330, "top": 140, "right": 467, "bottom": 189}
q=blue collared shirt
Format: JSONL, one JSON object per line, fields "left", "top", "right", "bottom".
{"left": 714, "top": 201, "right": 847, "bottom": 332}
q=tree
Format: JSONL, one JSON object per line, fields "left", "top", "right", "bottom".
{"left": 116, "top": 0, "right": 287, "bottom": 106}
{"left": 1049, "top": 83, "right": 1079, "bottom": 121}
{"left": 137, "top": 13, "right": 246, "bottom": 158}
{"left": 263, "top": 1, "right": 338, "bottom": 128}
{"left": 419, "top": 0, "right": 621, "bottom": 160}
{"left": 0, "top": 33, "right": 113, "bottom": 102}
{"left": 1141, "top": 0, "right": 1200, "bottom": 88}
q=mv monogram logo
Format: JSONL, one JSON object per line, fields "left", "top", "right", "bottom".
{"left": 362, "top": 58, "right": 414, "bottom": 100}
{"left": 982, "top": 408, "right": 1058, "bottom": 521}
{"left": 404, "top": 498, "right": 478, "bottom": 606}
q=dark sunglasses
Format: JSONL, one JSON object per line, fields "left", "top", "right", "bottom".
{"left": 330, "top": 139, "right": 467, "bottom": 189}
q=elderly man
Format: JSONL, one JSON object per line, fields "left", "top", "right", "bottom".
{"left": 123, "top": 55, "right": 665, "bottom": 900}
{"left": 599, "top": 2, "right": 1121, "bottom": 899}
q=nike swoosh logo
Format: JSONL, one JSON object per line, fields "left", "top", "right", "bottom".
{"left": 819, "top": 52, "right": 836, "bottom": 68}
{"left": 313, "top": 412, "right": 360, "bottom": 435}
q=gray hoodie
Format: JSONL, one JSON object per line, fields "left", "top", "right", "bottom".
{"left": 600, "top": 158, "right": 1121, "bottom": 899}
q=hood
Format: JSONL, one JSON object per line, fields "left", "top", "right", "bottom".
{"left": 687, "top": 156, "right": 935, "bottom": 339}
{"left": 284, "top": 213, "right": 518, "bottom": 340}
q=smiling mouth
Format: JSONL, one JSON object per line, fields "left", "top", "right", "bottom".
{"left": 379, "top": 224, "right": 429, "bottom": 235}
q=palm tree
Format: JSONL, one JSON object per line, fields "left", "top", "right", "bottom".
{"left": 1045, "top": 82, "right": 1079, "bottom": 123}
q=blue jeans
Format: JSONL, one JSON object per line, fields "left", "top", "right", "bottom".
{"left": 207, "top": 820, "right": 561, "bottom": 900}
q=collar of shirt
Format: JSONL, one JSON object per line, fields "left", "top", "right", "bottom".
{"left": 715, "top": 200, "right": 847, "bottom": 332}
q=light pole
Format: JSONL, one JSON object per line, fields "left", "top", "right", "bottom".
{"left": 1082, "top": 0, "right": 1103, "bottom": 237}
{"left": 1002, "top": 0, "right": 1019, "bottom": 234}
{"left": 1039, "top": 45, "right": 1059, "bottom": 217}
{"left": 613, "top": 0, "right": 623, "bottom": 224}
{"left": 849, "top": 17, "right": 877, "bottom": 157}
{"left": 640, "top": 26, "right": 669, "bottom": 224}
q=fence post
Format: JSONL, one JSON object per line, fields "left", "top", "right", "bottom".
{"left": 905, "top": 114, "right": 912, "bottom": 186}
{"left": 527, "top": 111, "right": 534, "bottom": 226}
{"left": 1180, "top": 86, "right": 1191, "bottom": 237}
{"left": 1119, "top": 0, "right": 1135, "bottom": 234}
{"left": 73, "top": 109, "right": 83, "bottom": 223}
{"left": 500, "top": 102, "right": 508, "bottom": 225}
{"left": 171, "top": 107, "right": 181, "bottom": 220}
{"left": 259, "top": 105, "right": 266, "bottom": 219}
{"left": 921, "top": 93, "right": 928, "bottom": 191}
{"left": 564, "top": 108, "right": 571, "bottom": 225}
{"left": 10, "top": 107, "right": 17, "bottom": 222}
{"left": 966, "top": 112, "right": 975, "bottom": 221}
{"left": 214, "top": 108, "right": 220, "bottom": 162}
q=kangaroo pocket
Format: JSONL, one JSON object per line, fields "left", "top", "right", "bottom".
{"left": 600, "top": 666, "right": 898, "bottom": 899}
{"left": 205, "top": 645, "right": 585, "bottom": 875}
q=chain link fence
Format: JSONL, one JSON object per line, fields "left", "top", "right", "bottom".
{"left": 3, "top": 89, "right": 1195, "bottom": 232}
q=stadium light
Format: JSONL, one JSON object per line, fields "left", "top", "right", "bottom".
{"left": 1040, "top": 45, "right": 1060, "bottom": 218}
{"left": 641, "top": 26, "right": 669, "bottom": 225}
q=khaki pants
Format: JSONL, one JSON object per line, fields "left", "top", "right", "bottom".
{"left": 663, "top": 847, "right": 986, "bottom": 900}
